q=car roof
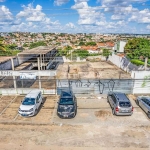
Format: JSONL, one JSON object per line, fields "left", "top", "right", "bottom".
{"left": 113, "top": 92, "right": 129, "bottom": 102}
{"left": 26, "top": 90, "right": 41, "bottom": 98}
{"left": 139, "top": 96, "right": 150, "bottom": 101}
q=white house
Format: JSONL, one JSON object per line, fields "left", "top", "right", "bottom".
{"left": 114, "top": 41, "right": 127, "bottom": 53}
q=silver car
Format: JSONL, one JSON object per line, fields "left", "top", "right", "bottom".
{"left": 136, "top": 96, "right": 150, "bottom": 118}
{"left": 107, "top": 92, "right": 133, "bottom": 116}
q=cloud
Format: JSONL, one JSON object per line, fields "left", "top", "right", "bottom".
{"left": 0, "top": 5, "right": 13, "bottom": 22}
{"left": 128, "top": 9, "right": 150, "bottom": 23}
{"left": 66, "top": 22, "right": 75, "bottom": 28}
{"left": 98, "top": 0, "right": 147, "bottom": 7}
{"left": 0, "top": 0, "right": 5, "bottom": 2}
{"left": 147, "top": 25, "right": 150, "bottom": 29}
{"left": 17, "top": 4, "right": 46, "bottom": 22}
{"left": 54, "top": 0, "right": 69, "bottom": 6}
{"left": 72, "top": 0, "right": 105, "bottom": 25}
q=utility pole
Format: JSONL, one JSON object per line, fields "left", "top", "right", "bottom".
{"left": 37, "top": 57, "right": 41, "bottom": 89}
{"left": 11, "top": 58, "right": 16, "bottom": 89}
{"left": 144, "top": 57, "right": 148, "bottom": 71}
{"left": 71, "top": 49, "right": 72, "bottom": 62}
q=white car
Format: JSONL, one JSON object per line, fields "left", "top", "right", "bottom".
{"left": 18, "top": 90, "right": 43, "bottom": 117}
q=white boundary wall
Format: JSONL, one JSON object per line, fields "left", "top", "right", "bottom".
{"left": 131, "top": 71, "right": 150, "bottom": 94}
{"left": 0, "top": 70, "right": 56, "bottom": 77}
{"left": 0, "top": 88, "right": 56, "bottom": 95}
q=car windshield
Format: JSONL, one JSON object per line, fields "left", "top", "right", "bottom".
{"left": 22, "top": 97, "right": 35, "bottom": 105}
{"left": 119, "top": 102, "right": 131, "bottom": 107}
{"left": 59, "top": 98, "right": 74, "bottom": 105}
{"left": 62, "top": 91, "right": 72, "bottom": 97}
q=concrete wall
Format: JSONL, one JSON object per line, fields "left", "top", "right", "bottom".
{"left": 131, "top": 71, "right": 150, "bottom": 94}
{"left": 0, "top": 88, "right": 56, "bottom": 95}
{"left": 108, "top": 54, "right": 138, "bottom": 73}
{"left": 0, "top": 57, "right": 19, "bottom": 70}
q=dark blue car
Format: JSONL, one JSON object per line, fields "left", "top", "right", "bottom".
{"left": 57, "top": 90, "right": 77, "bottom": 119}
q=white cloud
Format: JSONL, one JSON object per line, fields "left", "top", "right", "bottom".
{"left": 147, "top": 25, "right": 150, "bottom": 29}
{"left": 0, "top": 5, "right": 13, "bottom": 22}
{"left": 128, "top": 8, "right": 150, "bottom": 23}
{"left": 0, "top": 0, "right": 5, "bottom": 2}
{"left": 17, "top": 4, "right": 46, "bottom": 22}
{"left": 66, "top": 22, "right": 75, "bottom": 28}
{"left": 98, "top": 0, "right": 147, "bottom": 7}
{"left": 72, "top": 1, "right": 105, "bottom": 25}
{"left": 54, "top": 0, "right": 69, "bottom": 6}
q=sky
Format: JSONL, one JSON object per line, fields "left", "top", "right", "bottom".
{"left": 0, "top": 0, "right": 150, "bottom": 33}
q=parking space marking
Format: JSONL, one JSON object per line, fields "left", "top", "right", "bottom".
{"left": 50, "top": 99, "right": 58, "bottom": 124}
{"left": 0, "top": 95, "right": 3, "bottom": 100}
{"left": 13, "top": 114, "right": 19, "bottom": 121}
{"left": 0, "top": 96, "right": 17, "bottom": 116}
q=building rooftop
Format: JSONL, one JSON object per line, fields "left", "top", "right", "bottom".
{"left": 18, "top": 46, "right": 56, "bottom": 55}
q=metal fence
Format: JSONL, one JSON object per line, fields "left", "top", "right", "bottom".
{"left": 0, "top": 78, "right": 150, "bottom": 95}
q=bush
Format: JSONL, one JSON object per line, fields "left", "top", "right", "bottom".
{"left": 131, "top": 59, "right": 145, "bottom": 66}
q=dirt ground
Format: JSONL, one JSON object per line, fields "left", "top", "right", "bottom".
{"left": 57, "top": 61, "right": 131, "bottom": 79}
{"left": 0, "top": 94, "right": 150, "bottom": 150}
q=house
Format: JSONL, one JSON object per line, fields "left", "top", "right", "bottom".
{"left": 81, "top": 46, "right": 99, "bottom": 54}
{"left": 114, "top": 41, "right": 127, "bottom": 53}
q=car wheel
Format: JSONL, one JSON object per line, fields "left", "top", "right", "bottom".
{"left": 112, "top": 108, "right": 115, "bottom": 115}
{"left": 147, "top": 112, "right": 150, "bottom": 119}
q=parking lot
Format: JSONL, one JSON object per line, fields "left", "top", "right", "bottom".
{"left": 0, "top": 94, "right": 150, "bottom": 150}
{"left": 0, "top": 94, "right": 149, "bottom": 126}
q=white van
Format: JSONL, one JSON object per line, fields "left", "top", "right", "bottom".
{"left": 18, "top": 90, "right": 43, "bottom": 117}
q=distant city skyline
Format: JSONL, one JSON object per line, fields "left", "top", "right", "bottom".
{"left": 0, "top": 0, "right": 150, "bottom": 33}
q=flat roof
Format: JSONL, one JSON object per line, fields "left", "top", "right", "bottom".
{"left": 18, "top": 46, "right": 56, "bottom": 55}
{"left": 0, "top": 56, "right": 15, "bottom": 63}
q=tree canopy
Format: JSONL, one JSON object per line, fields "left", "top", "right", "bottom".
{"left": 125, "top": 38, "right": 150, "bottom": 60}
{"left": 29, "top": 41, "right": 47, "bottom": 49}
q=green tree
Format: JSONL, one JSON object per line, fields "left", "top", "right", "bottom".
{"left": 86, "top": 42, "right": 97, "bottom": 46}
{"left": 0, "top": 38, "right": 6, "bottom": 51}
{"left": 102, "top": 49, "right": 111, "bottom": 57}
{"left": 79, "top": 41, "right": 85, "bottom": 46}
{"left": 29, "top": 41, "right": 47, "bottom": 49}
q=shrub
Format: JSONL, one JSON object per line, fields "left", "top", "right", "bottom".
{"left": 131, "top": 59, "right": 144, "bottom": 66}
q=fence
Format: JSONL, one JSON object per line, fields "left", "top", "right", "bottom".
{"left": 0, "top": 78, "right": 150, "bottom": 95}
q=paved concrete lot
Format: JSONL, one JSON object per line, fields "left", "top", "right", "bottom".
{"left": 0, "top": 95, "right": 57, "bottom": 124}
{"left": 52, "top": 94, "right": 150, "bottom": 126}
{"left": 0, "top": 94, "right": 149, "bottom": 125}
{"left": 0, "top": 94, "right": 150, "bottom": 149}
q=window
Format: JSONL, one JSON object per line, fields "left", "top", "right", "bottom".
{"left": 119, "top": 102, "right": 131, "bottom": 107}
{"left": 22, "top": 97, "right": 35, "bottom": 105}
{"left": 112, "top": 95, "right": 116, "bottom": 103}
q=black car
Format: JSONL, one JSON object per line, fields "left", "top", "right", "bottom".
{"left": 57, "top": 90, "right": 77, "bottom": 119}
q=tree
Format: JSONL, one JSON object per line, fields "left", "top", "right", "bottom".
{"left": 86, "top": 42, "right": 97, "bottom": 46}
{"left": 79, "top": 41, "right": 85, "bottom": 46}
{"left": 29, "top": 41, "right": 47, "bottom": 49}
{"left": 125, "top": 38, "right": 150, "bottom": 60}
{"left": 102, "top": 49, "right": 111, "bottom": 57}
{"left": 0, "top": 38, "right": 6, "bottom": 51}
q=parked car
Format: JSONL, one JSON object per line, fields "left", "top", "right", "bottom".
{"left": 136, "top": 96, "right": 150, "bottom": 118}
{"left": 57, "top": 90, "right": 77, "bottom": 118}
{"left": 18, "top": 90, "right": 43, "bottom": 117}
{"left": 107, "top": 92, "right": 133, "bottom": 116}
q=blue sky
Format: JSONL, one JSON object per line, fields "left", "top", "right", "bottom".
{"left": 0, "top": 0, "right": 150, "bottom": 33}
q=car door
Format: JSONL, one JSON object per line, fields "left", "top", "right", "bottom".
{"left": 111, "top": 95, "right": 117, "bottom": 109}
{"left": 36, "top": 95, "right": 41, "bottom": 109}
{"left": 140, "top": 98, "right": 147, "bottom": 112}
{"left": 142, "top": 99, "right": 149, "bottom": 113}
{"left": 108, "top": 94, "right": 113, "bottom": 106}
